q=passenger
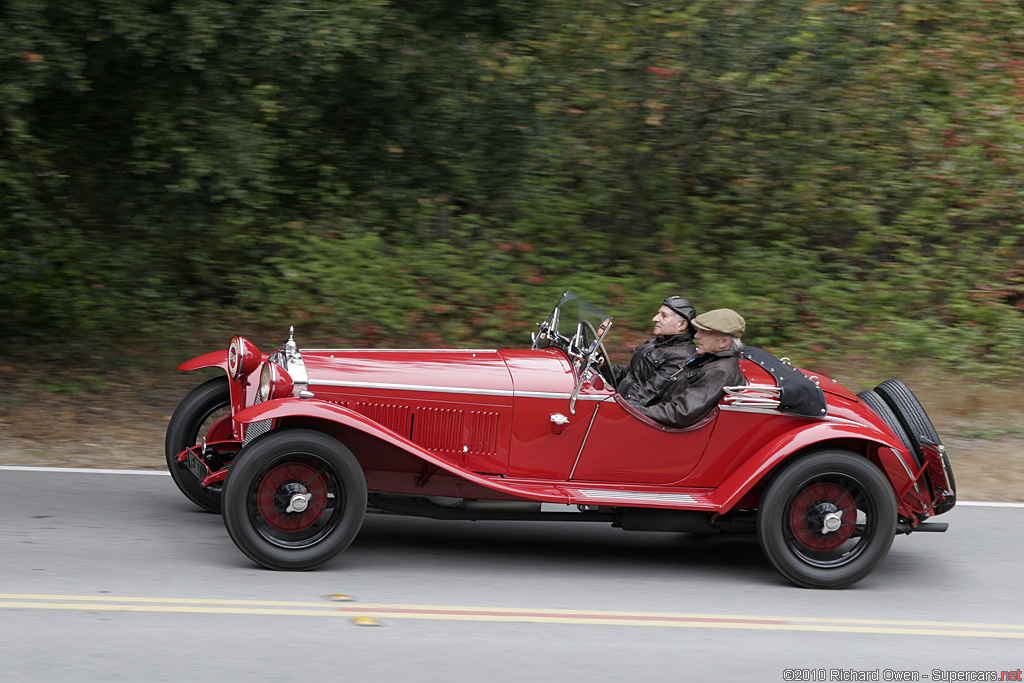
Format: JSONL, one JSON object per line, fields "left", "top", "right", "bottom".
{"left": 632, "top": 308, "right": 746, "bottom": 429}
{"left": 612, "top": 296, "right": 698, "bottom": 407}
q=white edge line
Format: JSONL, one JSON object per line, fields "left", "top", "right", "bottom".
{"left": 1, "top": 466, "right": 1022, "bottom": 508}
{"left": 954, "top": 501, "right": 1024, "bottom": 508}
{"left": 0, "top": 466, "right": 169, "bottom": 476}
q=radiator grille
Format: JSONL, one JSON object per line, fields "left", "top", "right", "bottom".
{"left": 243, "top": 392, "right": 272, "bottom": 445}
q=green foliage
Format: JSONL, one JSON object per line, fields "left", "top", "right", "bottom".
{"left": 41, "top": 375, "right": 108, "bottom": 395}
{"left": 2, "top": 0, "right": 1024, "bottom": 378}
{"left": 958, "top": 425, "right": 1024, "bottom": 440}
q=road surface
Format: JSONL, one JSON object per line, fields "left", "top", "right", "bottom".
{"left": 1, "top": 466, "right": 1021, "bottom": 682}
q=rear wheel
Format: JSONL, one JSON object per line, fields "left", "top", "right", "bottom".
{"left": 222, "top": 429, "right": 367, "bottom": 570}
{"left": 758, "top": 450, "right": 897, "bottom": 589}
{"left": 165, "top": 376, "right": 231, "bottom": 513}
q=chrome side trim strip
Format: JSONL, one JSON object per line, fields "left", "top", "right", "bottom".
{"left": 515, "top": 391, "right": 608, "bottom": 401}
{"left": 718, "top": 404, "right": 781, "bottom": 415}
{"left": 719, "top": 405, "right": 860, "bottom": 427}
{"left": 308, "top": 378, "right": 609, "bottom": 401}
{"left": 820, "top": 415, "right": 867, "bottom": 427}
{"left": 302, "top": 348, "right": 498, "bottom": 354}
{"left": 311, "top": 379, "right": 511, "bottom": 396}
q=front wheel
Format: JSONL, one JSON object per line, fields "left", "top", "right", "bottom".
{"left": 165, "top": 376, "right": 232, "bottom": 513}
{"left": 222, "top": 429, "right": 367, "bottom": 570}
{"left": 757, "top": 450, "right": 897, "bottom": 589}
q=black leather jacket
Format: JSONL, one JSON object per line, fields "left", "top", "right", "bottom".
{"left": 612, "top": 332, "right": 696, "bottom": 407}
{"left": 633, "top": 349, "right": 744, "bottom": 428}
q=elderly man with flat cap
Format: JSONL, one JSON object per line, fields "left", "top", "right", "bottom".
{"left": 612, "top": 296, "right": 698, "bottom": 408}
{"left": 632, "top": 308, "right": 746, "bottom": 429}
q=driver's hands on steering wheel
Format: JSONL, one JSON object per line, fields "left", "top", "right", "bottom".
{"left": 591, "top": 317, "right": 613, "bottom": 373}
{"left": 588, "top": 317, "right": 612, "bottom": 363}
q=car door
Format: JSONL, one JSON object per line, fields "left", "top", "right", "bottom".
{"left": 568, "top": 394, "right": 717, "bottom": 484}
{"left": 501, "top": 349, "right": 614, "bottom": 479}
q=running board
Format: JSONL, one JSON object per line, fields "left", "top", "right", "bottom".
{"left": 560, "top": 486, "right": 717, "bottom": 510}
{"left": 487, "top": 476, "right": 720, "bottom": 510}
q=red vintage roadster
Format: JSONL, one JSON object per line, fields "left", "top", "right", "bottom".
{"left": 166, "top": 291, "right": 955, "bottom": 588}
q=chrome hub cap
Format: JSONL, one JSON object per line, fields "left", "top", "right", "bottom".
{"left": 822, "top": 509, "right": 843, "bottom": 533}
{"left": 287, "top": 489, "right": 312, "bottom": 513}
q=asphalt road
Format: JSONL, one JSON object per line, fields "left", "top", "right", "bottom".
{"left": 1, "top": 466, "right": 1022, "bottom": 683}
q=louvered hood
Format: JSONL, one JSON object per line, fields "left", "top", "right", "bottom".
{"left": 298, "top": 349, "right": 515, "bottom": 472}
{"left": 300, "top": 348, "right": 514, "bottom": 397}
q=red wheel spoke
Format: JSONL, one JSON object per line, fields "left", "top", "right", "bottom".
{"left": 788, "top": 481, "right": 857, "bottom": 551}
{"left": 255, "top": 460, "right": 330, "bottom": 532}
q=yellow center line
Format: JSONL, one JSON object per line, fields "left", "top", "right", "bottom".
{"left": 0, "top": 594, "right": 1022, "bottom": 638}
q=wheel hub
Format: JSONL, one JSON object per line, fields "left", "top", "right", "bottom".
{"left": 288, "top": 492, "right": 311, "bottom": 513}
{"left": 789, "top": 482, "right": 857, "bottom": 551}
{"left": 255, "top": 461, "right": 329, "bottom": 532}
{"left": 278, "top": 482, "right": 312, "bottom": 513}
{"left": 822, "top": 508, "right": 844, "bottom": 533}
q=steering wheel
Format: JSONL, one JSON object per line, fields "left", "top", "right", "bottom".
{"left": 583, "top": 318, "right": 615, "bottom": 384}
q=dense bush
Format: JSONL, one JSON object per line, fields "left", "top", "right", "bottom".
{"left": 2, "top": 0, "right": 1023, "bottom": 376}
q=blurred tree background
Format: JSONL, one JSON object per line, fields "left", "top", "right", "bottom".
{"left": 3, "top": 0, "right": 1024, "bottom": 376}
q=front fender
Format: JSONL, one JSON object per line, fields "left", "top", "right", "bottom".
{"left": 178, "top": 351, "right": 229, "bottom": 373}
{"left": 713, "top": 419, "right": 919, "bottom": 516}
{"left": 234, "top": 398, "right": 570, "bottom": 504}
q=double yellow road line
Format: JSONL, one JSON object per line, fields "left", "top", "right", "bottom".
{"left": 1, "top": 593, "right": 1022, "bottom": 638}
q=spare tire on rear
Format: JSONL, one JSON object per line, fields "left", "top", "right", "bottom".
{"left": 874, "top": 379, "right": 956, "bottom": 514}
{"left": 857, "top": 389, "right": 916, "bottom": 463}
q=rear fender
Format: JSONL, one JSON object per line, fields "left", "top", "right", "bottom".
{"left": 234, "top": 398, "right": 570, "bottom": 504}
{"left": 712, "top": 420, "right": 922, "bottom": 518}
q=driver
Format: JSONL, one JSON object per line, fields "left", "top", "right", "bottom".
{"left": 612, "top": 296, "right": 698, "bottom": 407}
{"left": 631, "top": 308, "right": 746, "bottom": 428}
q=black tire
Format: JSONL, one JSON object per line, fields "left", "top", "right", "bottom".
{"left": 857, "top": 390, "right": 917, "bottom": 462}
{"left": 757, "top": 450, "right": 897, "bottom": 589}
{"left": 858, "top": 388, "right": 936, "bottom": 509}
{"left": 874, "top": 379, "right": 956, "bottom": 507}
{"left": 165, "top": 376, "right": 231, "bottom": 513}
{"left": 874, "top": 380, "right": 940, "bottom": 449}
{"left": 222, "top": 429, "right": 367, "bottom": 571}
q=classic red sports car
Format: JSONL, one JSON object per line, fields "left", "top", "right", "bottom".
{"left": 166, "top": 291, "right": 955, "bottom": 588}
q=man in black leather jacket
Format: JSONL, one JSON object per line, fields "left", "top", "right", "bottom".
{"left": 612, "top": 296, "right": 698, "bottom": 407}
{"left": 633, "top": 308, "right": 746, "bottom": 429}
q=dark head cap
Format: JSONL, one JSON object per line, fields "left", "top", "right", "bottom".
{"left": 663, "top": 296, "right": 696, "bottom": 322}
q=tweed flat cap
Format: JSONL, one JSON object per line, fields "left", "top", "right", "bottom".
{"left": 691, "top": 308, "right": 745, "bottom": 336}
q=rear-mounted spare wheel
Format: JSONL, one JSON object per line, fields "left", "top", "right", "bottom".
{"left": 857, "top": 390, "right": 917, "bottom": 462}
{"left": 874, "top": 379, "right": 956, "bottom": 514}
